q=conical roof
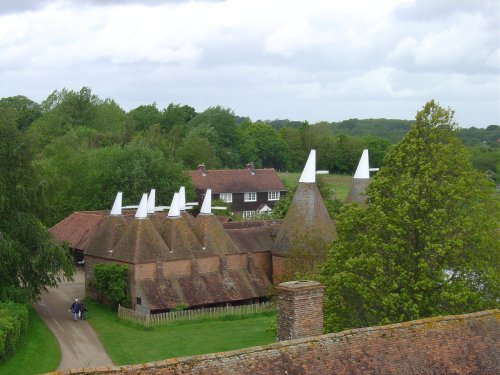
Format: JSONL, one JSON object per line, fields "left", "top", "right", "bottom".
{"left": 85, "top": 215, "right": 130, "bottom": 258}
{"left": 345, "top": 178, "right": 370, "bottom": 205}
{"left": 153, "top": 215, "right": 205, "bottom": 259}
{"left": 272, "top": 182, "right": 336, "bottom": 255}
{"left": 346, "top": 149, "right": 376, "bottom": 205}
{"left": 112, "top": 218, "right": 171, "bottom": 263}
{"left": 195, "top": 213, "right": 241, "bottom": 255}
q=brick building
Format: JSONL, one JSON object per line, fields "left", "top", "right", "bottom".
{"left": 50, "top": 150, "right": 335, "bottom": 313}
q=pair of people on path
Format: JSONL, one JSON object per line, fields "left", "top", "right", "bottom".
{"left": 69, "top": 299, "right": 87, "bottom": 321}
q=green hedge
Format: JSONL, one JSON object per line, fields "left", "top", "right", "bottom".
{"left": 0, "top": 303, "right": 29, "bottom": 359}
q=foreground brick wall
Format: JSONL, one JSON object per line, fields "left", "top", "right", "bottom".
{"left": 49, "top": 310, "right": 499, "bottom": 375}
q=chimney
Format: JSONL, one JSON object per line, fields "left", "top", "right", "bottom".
{"left": 276, "top": 280, "right": 324, "bottom": 341}
{"left": 198, "top": 163, "right": 206, "bottom": 176}
{"left": 246, "top": 162, "right": 255, "bottom": 175}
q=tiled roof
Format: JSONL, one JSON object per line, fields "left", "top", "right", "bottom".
{"left": 345, "top": 178, "right": 370, "bottom": 205}
{"left": 85, "top": 215, "right": 130, "bottom": 259}
{"left": 273, "top": 183, "right": 336, "bottom": 255}
{"left": 194, "top": 214, "right": 242, "bottom": 255}
{"left": 138, "top": 266, "right": 272, "bottom": 310}
{"left": 227, "top": 227, "right": 275, "bottom": 253}
{"left": 187, "top": 168, "right": 286, "bottom": 193}
{"left": 49, "top": 211, "right": 105, "bottom": 251}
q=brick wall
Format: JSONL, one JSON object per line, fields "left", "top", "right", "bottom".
{"left": 48, "top": 310, "right": 499, "bottom": 375}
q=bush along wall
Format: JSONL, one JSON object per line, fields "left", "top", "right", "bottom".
{"left": 0, "top": 303, "right": 29, "bottom": 359}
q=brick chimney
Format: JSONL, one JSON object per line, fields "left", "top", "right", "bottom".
{"left": 198, "top": 163, "right": 206, "bottom": 176}
{"left": 276, "top": 280, "right": 324, "bottom": 341}
{"left": 246, "top": 162, "right": 255, "bottom": 174}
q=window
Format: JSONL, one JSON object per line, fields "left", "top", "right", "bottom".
{"left": 268, "top": 191, "right": 280, "bottom": 201}
{"left": 244, "top": 192, "right": 257, "bottom": 202}
{"left": 136, "top": 297, "right": 142, "bottom": 305}
{"left": 243, "top": 210, "right": 255, "bottom": 219}
{"left": 219, "top": 193, "right": 233, "bottom": 203}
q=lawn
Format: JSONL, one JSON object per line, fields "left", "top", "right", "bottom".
{"left": 86, "top": 301, "right": 276, "bottom": 366}
{"left": 279, "top": 172, "right": 352, "bottom": 201}
{"left": 0, "top": 306, "right": 60, "bottom": 375}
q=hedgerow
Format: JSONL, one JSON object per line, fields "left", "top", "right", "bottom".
{"left": 0, "top": 303, "right": 29, "bottom": 359}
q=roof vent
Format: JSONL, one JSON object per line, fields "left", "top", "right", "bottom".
{"left": 135, "top": 193, "right": 148, "bottom": 219}
{"left": 299, "top": 150, "right": 316, "bottom": 183}
{"left": 179, "top": 186, "right": 186, "bottom": 211}
{"left": 168, "top": 192, "right": 181, "bottom": 218}
{"left": 198, "top": 163, "right": 206, "bottom": 176}
{"left": 200, "top": 188, "right": 212, "bottom": 215}
{"left": 110, "top": 192, "right": 122, "bottom": 216}
{"left": 354, "top": 149, "right": 379, "bottom": 179}
{"left": 147, "top": 189, "right": 156, "bottom": 214}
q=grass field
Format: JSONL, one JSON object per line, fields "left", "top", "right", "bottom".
{"left": 279, "top": 172, "right": 352, "bottom": 201}
{"left": 86, "top": 301, "right": 276, "bottom": 366}
{"left": 0, "top": 307, "right": 60, "bottom": 375}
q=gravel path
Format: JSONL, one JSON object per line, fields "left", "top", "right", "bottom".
{"left": 33, "top": 269, "right": 114, "bottom": 371}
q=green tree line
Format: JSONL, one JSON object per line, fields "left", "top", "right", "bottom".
{"left": 0, "top": 87, "right": 498, "bottom": 228}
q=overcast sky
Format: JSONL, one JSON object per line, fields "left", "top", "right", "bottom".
{"left": 0, "top": 0, "right": 498, "bottom": 127}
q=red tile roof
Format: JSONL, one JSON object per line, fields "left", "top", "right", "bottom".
{"left": 49, "top": 211, "right": 105, "bottom": 251}
{"left": 187, "top": 168, "right": 286, "bottom": 193}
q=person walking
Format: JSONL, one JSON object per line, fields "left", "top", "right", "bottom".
{"left": 80, "top": 301, "right": 88, "bottom": 320}
{"left": 69, "top": 299, "right": 81, "bottom": 321}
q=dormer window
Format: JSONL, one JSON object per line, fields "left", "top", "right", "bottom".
{"left": 244, "top": 192, "right": 257, "bottom": 202}
{"left": 268, "top": 191, "right": 280, "bottom": 201}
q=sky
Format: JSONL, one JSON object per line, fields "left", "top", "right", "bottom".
{"left": 0, "top": 0, "right": 498, "bottom": 128}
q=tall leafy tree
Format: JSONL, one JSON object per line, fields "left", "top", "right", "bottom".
{"left": 0, "top": 95, "right": 41, "bottom": 130}
{"left": 320, "top": 100, "right": 499, "bottom": 332}
{"left": 0, "top": 109, "right": 74, "bottom": 302}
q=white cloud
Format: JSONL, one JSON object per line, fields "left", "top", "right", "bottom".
{"left": 0, "top": 0, "right": 498, "bottom": 127}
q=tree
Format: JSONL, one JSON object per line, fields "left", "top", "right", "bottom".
{"left": 127, "top": 103, "right": 161, "bottom": 133}
{"left": 0, "top": 109, "right": 74, "bottom": 302}
{"left": 240, "top": 121, "right": 290, "bottom": 170}
{"left": 0, "top": 95, "right": 41, "bottom": 130}
{"left": 320, "top": 100, "right": 499, "bottom": 332}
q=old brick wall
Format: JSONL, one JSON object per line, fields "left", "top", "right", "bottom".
{"left": 50, "top": 310, "right": 499, "bottom": 375}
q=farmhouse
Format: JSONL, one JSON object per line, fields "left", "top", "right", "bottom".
{"left": 187, "top": 163, "right": 287, "bottom": 218}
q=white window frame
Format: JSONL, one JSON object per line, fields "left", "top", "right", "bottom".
{"left": 268, "top": 191, "right": 280, "bottom": 201}
{"left": 244, "top": 192, "right": 257, "bottom": 202}
{"left": 219, "top": 193, "right": 233, "bottom": 203}
{"left": 243, "top": 210, "right": 255, "bottom": 219}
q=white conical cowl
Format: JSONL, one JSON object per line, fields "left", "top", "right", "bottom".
{"left": 299, "top": 149, "right": 316, "bottom": 183}
{"left": 147, "top": 189, "right": 156, "bottom": 214}
{"left": 353, "top": 149, "right": 370, "bottom": 179}
{"left": 110, "top": 192, "right": 122, "bottom": 216}
{"left": 168, "top": 192, "right": 181, "bottom": 217}
{"left": 135, "top": 193, "right": 148, "bottom": 219}
{"left": 179, "top": 186, "right": 186, "bottom": 211}
{"left": 200, "top": 189, "right": 212, "bottom": 215}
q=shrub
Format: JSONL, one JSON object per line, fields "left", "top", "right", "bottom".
{"left": 0, "top": 303, "right": 29, "bottom": 359}
{"left": 93, "top": 264, "right": 130, "bottom": 307}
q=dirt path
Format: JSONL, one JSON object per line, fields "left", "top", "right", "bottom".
{"left": 33, "top": 269, "right": 114, "bottom": 371}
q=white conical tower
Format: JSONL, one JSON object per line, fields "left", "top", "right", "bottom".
{"left": 353, "top": 149, "right": 370, "bottom": 179}
{"left": 110, "top": 192, "right": 123, "bottom": 216}
{"left": 179, "top": 186, "right": 186, "bottom": 211}
{"left": 200, "top": 189, "right": 212, "bottom": 215}
{"left": 135, "top": 193, "right": 148, "bottom": 219}
{"left": 147, "top": 189, "right": 156, "bottom": 214}
{"left": 299, "top": 150, "right": 316, "bottom": 183}
{"left": 168, "top": 192, "right": 181, "bottom": 218}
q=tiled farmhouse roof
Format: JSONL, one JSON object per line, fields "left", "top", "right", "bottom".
{"left": 49, "top": 211, "right": 105, "bottom": 251}
{"left": 227, "top": 227, "right": 275, "bottom": 253}
{"left": 187, "top": 168, "right": 286, "bottom": 193}
{"left": 85, "top": 215, "right": 130, "bottom": 259}
{"left": 138, "top": 267, "right": 271, "bottom": 310}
